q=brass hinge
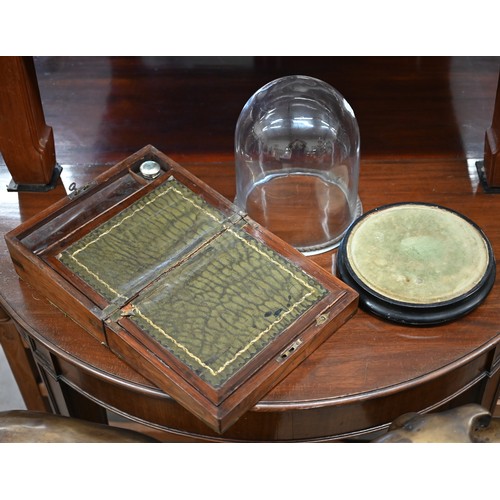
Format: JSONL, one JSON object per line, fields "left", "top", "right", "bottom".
{"left": 277, "top": 338, "right": 303, "bottom": 362}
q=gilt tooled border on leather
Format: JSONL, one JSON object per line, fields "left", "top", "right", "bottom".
{"left": 58, "top": 179, "right": 328, "bottom": 387}
{"left": 59, "top": 180, "right": 227, "bottom": 302}
{"left": 128, "top": 226, "right": 328, "bottom": 387}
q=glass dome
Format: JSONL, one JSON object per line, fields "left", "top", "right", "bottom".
{"left": 234, "top": 75, "right": 362, "bottom": 255}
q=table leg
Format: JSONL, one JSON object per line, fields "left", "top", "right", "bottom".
{"left": 19, "top": 327, "right": 109, "bottom": 425}
{"left": 0, "top": 56, "right": 60, "bottom": 191}
{"left": 0, "top": 306, "right": 49, "bottom": 411}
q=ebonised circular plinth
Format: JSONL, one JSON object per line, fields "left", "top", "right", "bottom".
{"left": 337, "top": 203, "right": 496, "bottom": 326}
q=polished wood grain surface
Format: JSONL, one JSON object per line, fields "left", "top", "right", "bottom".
{"left": 0, "top": 57, "right": 57, "bottom": 186}
{"left": 484, "top": 75, "right": 500, "bottom": 187}
{"left": 1, "top": 56, "right": 499, "bottom": 441}
{"left": 32, "top": 56, "right": 499, "bottom": 164}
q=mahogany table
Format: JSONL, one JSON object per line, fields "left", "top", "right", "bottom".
{"left": 1, "top": 56, "right": 499, "bottom": 441}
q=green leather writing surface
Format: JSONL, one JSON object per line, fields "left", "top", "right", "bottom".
{"left": 130, "top": 225, "right": 327, "bottom": 387}
{"left": 58, "top": 177, "right": 328, "bottom": 388}
{"left": 59, "top": 179, "right": 227, "bottom": 302}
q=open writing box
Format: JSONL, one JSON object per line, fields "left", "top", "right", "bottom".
{"left": 6, "top": 145, "right": 358, "bottom": 433}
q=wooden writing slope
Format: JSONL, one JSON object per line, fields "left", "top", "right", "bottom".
{"left": 5, "top": 145, "right": 357, "bottom": 433}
